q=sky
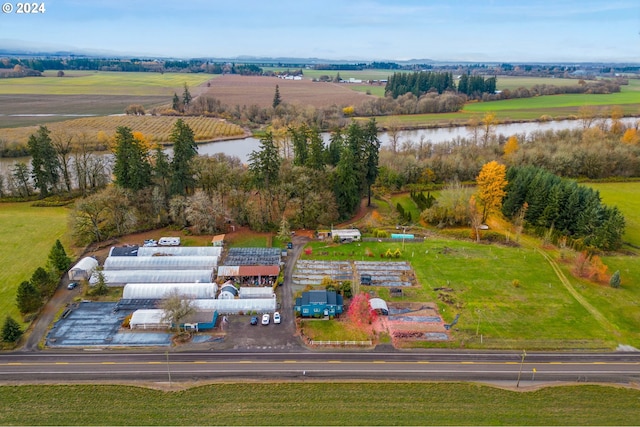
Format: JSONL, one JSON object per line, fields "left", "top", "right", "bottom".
{"left": 1, "top": 0, "right": 639, "bottom": 62}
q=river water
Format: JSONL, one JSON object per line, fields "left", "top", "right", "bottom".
{"left": 1, "top": 117, "right": 638, "bottom": 174}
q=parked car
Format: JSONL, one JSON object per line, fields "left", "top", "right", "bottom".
{"left": 261, "top": 313, "right": 270, "bottom": 325}
{"left": 67, "top": 282, "right": 78, "bottom": 290}
{"left": 250, "top": 316, "right": 258, "bottom": 325}
{"left": 273, "top": 312, "right": 281, "bottom": 324}
{"left": 143, "top": 239, "right": 157, "bottom": 247}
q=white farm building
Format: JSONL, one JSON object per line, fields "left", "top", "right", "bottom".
{"left": 136, "top": 246, "right": 223, "bottom": 257}
{"left": 129, "top": 309, "right": 171, "bottom": 330}
{"left": 89, "top": 270, "right": 214, "bottom": 286}
{"left": 192, "top": 297, "right": 277, "bottom": 314}
{"left": 103, "top": 255, "right": 218, "bottom": 271}
{"left": 122, "top": 283, "right": 218, "bottom": 300}
{"left": 68, "top": 257, "right": 99, "bottom": 281}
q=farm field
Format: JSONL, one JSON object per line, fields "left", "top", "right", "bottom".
{"left": 0, "top": 71, "right": 213, "bottom": 96}
{"left": 0, "top": 383, "right": 638, "bottom": 425}
{"left": 1, "top": 115, "right": 247, "bottom": 145}
{"left": 199, "top": 74, "right": 372, "bottom": 108}
{"left": 0, "top": 203, "right": 71, "bottom": 323}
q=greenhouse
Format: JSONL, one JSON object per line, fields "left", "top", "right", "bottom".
{"left": 192, "top": 297, "right": 277, "bottom": 314}
{"left": 224, "top": 247, "right": 281, "bottom": 266}
{"left": 89, "top": 270, "right": 214, "bottom": 286}
{"left": 137, "top": 246, "right": 223, "bottom": 257}
{"left": 68, "top": 257, "right": 99, "bottom": 281}
{"left": 122, "top": 283, "right": 219, "bottom": 300}
{"left": 239, "top": 287, "right": 275, "bottom": 299}
{"left": 129, "top": 309, "right": 171, "bottom": 330}
{"left": 103, "top": 255, "right": 218, "bottom": 271}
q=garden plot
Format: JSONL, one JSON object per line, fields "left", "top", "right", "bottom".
{"left": 375, "top": 303, "right": 449, "bottom": 346}
{"left": 354, "top": 261, "right": 415, "bottom": 287}
{"left": 292, "top": 260, "right": 353, "bottom": 289}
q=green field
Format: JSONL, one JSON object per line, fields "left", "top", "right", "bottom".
{"left": 0, "top": 71, "right": 213, "bottom": 96}
{"left": 586, "top": 182, "right": 640, "bottom": 248}
{"left": 0, "top": 203, "right": 71, "bottom": 323}
{"left": 0, "top": 383, "right": 638, "bottom": 425}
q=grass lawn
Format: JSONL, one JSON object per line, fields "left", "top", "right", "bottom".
{"left": 0, "top": 383, "right": 638, "bottom": 425}
{"left": 390, "top": 193, "right": 422, "bottom": 224}
{"left": 0, "top": 203, "right": 71, "bottom": 323}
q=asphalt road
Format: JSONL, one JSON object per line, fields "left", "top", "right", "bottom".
{"left": 1, "top": 350, "right": 638, "bottom": 385}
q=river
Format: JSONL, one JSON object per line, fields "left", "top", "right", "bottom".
{"left": 1, "top": 117, "right": 638, "bottom": 174}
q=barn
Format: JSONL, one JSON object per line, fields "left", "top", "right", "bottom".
{"left": 68, "top": 257, "right": 99, "bottom": 281}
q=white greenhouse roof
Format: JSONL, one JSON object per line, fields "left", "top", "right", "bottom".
{"left": 122, "top": 283, "right": 219, "bottom": 300}
{"left": 104, "top": 255, "right": 217, "bottom": 271}
{"left": 192, "top": 297, "right": 276, "bottom": 314}
{"left": 89, "top": 270, "right": 213, "bottom": 286}
{"left": 239, "top": 287, "right": 275, "bottom": 299}
{"left": 71, "top": 256, "right": 99, "bottom": 272}
{"left": 129, "top": 309, "right": 170, "bottom": 330}
{"left": 137, "top": 246, "right": 223, "bottom": 257}
{"left": 369, "top": 298, "right": 389, "bottom": 312}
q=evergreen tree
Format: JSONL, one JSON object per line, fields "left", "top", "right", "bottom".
{"left": 31, "top": 266, "right": 54, "bottom": 298}
{"left": 306, "top": 127, "right": 326, "bottom": 170}
{"left": 272, "top": 84, "right": 282, "bottom": 108}
{"left": 172, "top": 93, "right": 181, "bottom": 111}
{"left": 169, "top": 119, "right": 198, "bottom": 196}
{"left": 182, "top": 83, "right": 192, "bottom": 107}
{"left": 361, "top": 119, "right": 381, "bottom": 207}
{"left": 290, "top": 124, "right": 309, "bottom": 167}
{"left": 112, "top": 126, "right": 152, "bottom": 191}
{"left": 91, "top": 270, "right": 109, "bottom": 296}
{"left": 47, "top": 239, "right": 71, "bottom": 273}
{"left": 610, "top": 270, "right": 621, "bottom": 288}
{"left": 152, "top": 146, "right": 171, "bottom": 199}
{"left": 16, "top": 280, "right": 41, "bottom": 314}
{"left": 27, "top": 126, "right": 61, "bottom": 197}
{"left": 333, "top": 144, "right": 360, "bottom": 219}
{"left": 1, "top": 316, "right": 22, "bottom": 343}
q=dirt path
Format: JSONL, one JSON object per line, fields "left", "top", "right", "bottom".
{"left": 535, "top": 248, "right": 620, "bottom": 337}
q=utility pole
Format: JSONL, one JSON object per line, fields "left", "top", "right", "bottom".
{"left": 166, "top": 350, "right": 172, "bottom": 388}
{"left": 516, "top": 349, "right": 526, "bottom": 388}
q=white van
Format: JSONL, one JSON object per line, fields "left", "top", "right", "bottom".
{"left": 158, "top": 237, "right": 181, "bottom": 246}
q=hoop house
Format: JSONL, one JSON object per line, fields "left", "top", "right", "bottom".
{"left": 137, "top": 246, "right": 223, "bottom": 257}
{"left": 104, "top": 256, "right": 217, "bottom": 271}
{"left": 90, "top": 270, "right": 214, "bottom": 286}
{"left": 123, "top": 283, "right": 218, "bottom": 300}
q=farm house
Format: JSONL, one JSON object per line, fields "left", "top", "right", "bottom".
{"left": 89, "top": 270, "right": 214, "bottom": 286}
{"left": 137, "top": 246, "right": 223, "bottom": 257}
{"left": 103, "top": 255, "right": 218, "bottom": 271}
{"left": 192, "top": 297, "right": 277, "bottom": 314}
{"left": 295, "top": 290, "right": 344, "bottom": 317}
{"left": 122, "top": 283, "right": 218, "bottom": 300}
{"left": 68, "top": 257, "right": 99, "bottom": 281}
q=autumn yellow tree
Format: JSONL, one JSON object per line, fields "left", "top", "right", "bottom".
{"left": 503, "top": 135, "right": 519, "bottom": 160}
{"left": 481, "top": 112, "right": 498, "bottom": 146}
{"left": 621, "top": 128, "right": 639, "bottom": 145}
{"left": 476, "top": 160, "right": 507, "bottom": 223}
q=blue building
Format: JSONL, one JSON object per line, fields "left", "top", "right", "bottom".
{"left": 295, "top": 290, "right": 344, "bottom": 318}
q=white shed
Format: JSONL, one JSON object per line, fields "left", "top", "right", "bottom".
{"left": 129, "top": 309, "right": 171, "bottom": 330}
{"left": 122, "top": 283, "right": 218, "bottom": 300}
{"left": 68, "top": 257, "right": 99, "bottom": 281}
{"left": 369, "top": 298, "right": 389, "bottom": 315}
{"left": 331, "top": 228, "right": 361, "bottom": 242}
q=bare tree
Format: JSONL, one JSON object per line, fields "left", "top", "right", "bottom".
{"left": 52, "top": 131, "right": 74, "bottom": 193}
{"left": 160, "top": 290, "right": 195, "bottom": 332}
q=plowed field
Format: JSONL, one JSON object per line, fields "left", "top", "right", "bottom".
{"left": 201, "top": 74, "right": 373, "bottom": 108}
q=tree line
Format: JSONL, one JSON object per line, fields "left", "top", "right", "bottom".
{"left": 502, "top": 166, "right": 625, "bottom": 251}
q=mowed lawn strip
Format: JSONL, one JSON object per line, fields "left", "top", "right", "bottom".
{"left": 0, "top": 203, "right": 70, "bottom": 322}
{"left": 0, "top": 383, "right": 639, "bottom": 425}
